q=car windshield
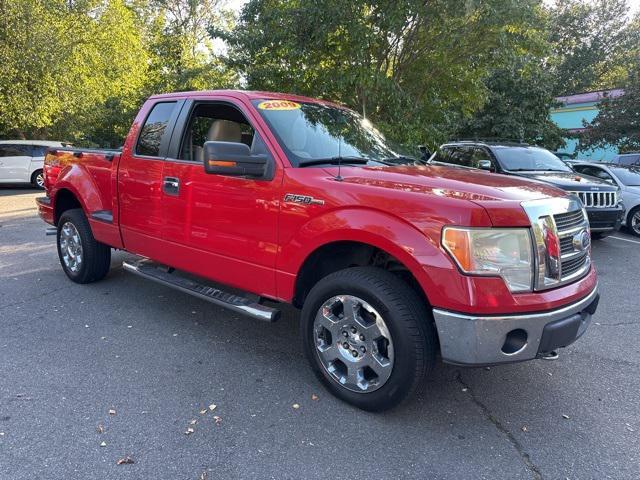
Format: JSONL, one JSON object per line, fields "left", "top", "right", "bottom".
{"left": 612, "top": 166, "right": 640, "bottom": 186}
{"left": 493, "top": 146, "right": 573, "bottom": 172}
{"left": 252, "top": 99, "right": 410, "bottom": 167}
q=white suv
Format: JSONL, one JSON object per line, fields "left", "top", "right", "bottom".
{"left": 0, "top": 140, "right": 66, "bottom": 189}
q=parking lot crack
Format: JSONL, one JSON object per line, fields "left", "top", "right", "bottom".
{"left": 596, "top": 321, "right": 640, "bottom": 327}
{"left": 456, "top": 371, "right": 543, "bottom": 480}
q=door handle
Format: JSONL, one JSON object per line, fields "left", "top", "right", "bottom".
{"left": 163, "top": 177, "right": 180, "bottom": 195}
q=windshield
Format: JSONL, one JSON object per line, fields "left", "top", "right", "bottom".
{"left": 493, "top": 146, "right": 573, "bottom": 172}
{"left": 612, "top": 166, "right": 640, "bottom": 186}
{"left": 252, "top": 99, "right": 408, "bottom": 167}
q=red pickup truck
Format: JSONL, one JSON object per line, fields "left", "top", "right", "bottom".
{"left": 37, "top": 90, "right": 599, "bottom": 411}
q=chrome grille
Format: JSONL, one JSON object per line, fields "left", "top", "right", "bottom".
{"left": 561, "top": 252, "right": 589, "bottom": 277}
{"left": 554, "top": 209, "right": 585, "bottom": 230}
{"left": 572, "top": 191, "right": 617, "bottom": 208}
{"left": 553, "top": 209, "right": 591, "bottom": 282}
{"left": 522, "top": 197, "right": 591, "bottom": 291}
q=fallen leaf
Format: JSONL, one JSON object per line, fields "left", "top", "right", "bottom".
{"left": 0, "top": 432, "right": 5, "bottom": 436}
{"left": 292, "top": 403, "right": 300, "bottom": 409}
{"left": 185, "top": 427, "right": 194, "bottom": 435}
{"left": 521, "top": 426, "right": 528, "bottom": 432}
{"left": 108, "top": 409, "right": 116, "bottom": 416}
{"left": 127, "top": 325, "right": 132, "bottom": 329}
{"left": 116, "top": 456, "right": 134, "bottom": 465}
{"left": 461, "top": 388, "right": 468, "bottom": 392}
{"left": 311, "top": 394, "right": 319, "bottom": 401}
{"left": 96, "top": 424, "right": 104, "bottom": 434}
{"left": 562, "top": 414, "right": 570, "bottom": 419}
{"left": 199, "top": 409, "right": 207, "bottom": 415}
{"left": 189, "top": 419, "right": 197, "bottom": 425}
{"left": 100, "top": 441, "right": 107, "bottom": 447}
{"left": 213, "top": 416, "right": 222, "bottom": 425}
{"left": 208, "top": 404, "right": 217, "bottom": 411}
{"left": 172, "top": 333, "right": 178, "bottom": 337}
{"left": 199, "top": 472, "right": 208, "bottom": 480}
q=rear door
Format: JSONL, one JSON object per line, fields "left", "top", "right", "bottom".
{"left": 158, "top": 96, "right": 282, "bottom": 297}
{"left": 0, "top": 144, "right": 31, "bottom": 183}
{"left": 118, "top": 99, "right": 184, "bottom": 258}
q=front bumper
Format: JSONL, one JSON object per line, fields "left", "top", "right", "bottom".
{"left": 586, "top": 206, "right": 624, "bottom": 232}
{"left": 432, "top": 286, "right": 599, "bottom": 366}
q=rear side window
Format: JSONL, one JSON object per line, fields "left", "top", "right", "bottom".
{"left": 0, "top": 144, "right": 29, "bottom": 157}
{"left": 446, "top": 146, "right": 474, "bottom": 167}
{"left": 136, "top": 102, "right": 177, "bottom": 157}
{"left": 30, "top": 145, "right": 49, "bottom": 157}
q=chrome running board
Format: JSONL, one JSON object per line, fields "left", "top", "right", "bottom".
{"left": 122, "top": 259, "right": 280, "bottom": 322}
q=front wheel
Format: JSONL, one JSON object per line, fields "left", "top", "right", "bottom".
{"left": 628, "top": 206, "right": 640, "bottom": 237}
{"left": 57, "top": 208, "right": 111, "bottom": 283}
{"left": 301, "top": 267, "right": 437, "bottom": 411}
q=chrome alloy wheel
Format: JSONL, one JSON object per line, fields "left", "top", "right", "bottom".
{"left": 35, "top": 172, "right": 45, "bottom": 188}
{"left": 59, "top": 221, "right": 83, "bottom": 273}
{"left": 632, "top": 211, "right": 640, "bottom": 235}
{"left": 313, "top": 295, "right": 394, "bottom": 393}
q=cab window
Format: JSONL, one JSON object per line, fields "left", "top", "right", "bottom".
{"left": 136, "top": 101, "right": 177, "bottom": 157}
{"left": 179, "top": 102, "right": 268, "bottom": 162}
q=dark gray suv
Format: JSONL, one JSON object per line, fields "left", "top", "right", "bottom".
{"left": 430, "top": 141, "right": 624, "bottom": 238}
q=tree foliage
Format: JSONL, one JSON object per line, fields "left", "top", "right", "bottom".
{"left": 579, "top": 60, "right": 640, "bottom": 153}
{"left": 547, "top": 0, "right": 636, "bottom": 95}
{"left": 224, "top": 0, "right": 548, "bottom": 148}
{"left": 0, "top": 0, "right": 236, "bottom": 147}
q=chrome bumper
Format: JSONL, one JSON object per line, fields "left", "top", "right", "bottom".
{"left": 432, "top": 286, "right": 599, "bottom": 366}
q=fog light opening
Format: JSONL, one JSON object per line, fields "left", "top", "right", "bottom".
{"left": 501, "top": 329, "right": 528, "bottom": 355}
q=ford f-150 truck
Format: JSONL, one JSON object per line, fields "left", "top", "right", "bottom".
{"left": 37, "top": 90, "right": 599, "bottom": 411}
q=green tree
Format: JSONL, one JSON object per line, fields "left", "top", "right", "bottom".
{"left": 0, "top": 0, "right": 149, "bottom": 146}
{"left": 547, "top": 0, "right": 636, "bottom": 95}
{"left": 579, "top": 60, "right": 640, "bottom": 152}
{"left": 224, "top": 0, "right": 547, "bottom": 148}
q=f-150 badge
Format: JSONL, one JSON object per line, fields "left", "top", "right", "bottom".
{"left": 283, "top": 193, "right": 325, "bottom": 206}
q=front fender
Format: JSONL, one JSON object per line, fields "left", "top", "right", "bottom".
{"left": 276, "top": 207, "right": 459, "bottom": 304}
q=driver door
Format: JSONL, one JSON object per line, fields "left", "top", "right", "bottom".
{"left": 159, "top": 98, "right": 283, "bottom": 297}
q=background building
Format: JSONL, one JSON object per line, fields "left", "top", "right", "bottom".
{"left": 551, "top": 89, "right": 624, "bottom": 160}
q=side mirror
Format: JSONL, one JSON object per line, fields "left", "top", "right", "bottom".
{"left": 478, "top": 160, "right": 493, "bottom": 171}
{"left": 203, "top": 141, "right": 268, "bottom": 177}
{"left": 418, "top": 145, "right": 431, "bottom": 161}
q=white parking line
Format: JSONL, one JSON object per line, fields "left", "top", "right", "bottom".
{"left": 609, "top": 235, "right": 640, "bottom": 245}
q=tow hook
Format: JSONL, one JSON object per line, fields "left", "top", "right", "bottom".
{"left": 539, "top": 350, "right": 559, "bottom": 361}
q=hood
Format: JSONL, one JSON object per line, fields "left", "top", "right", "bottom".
{"left": 511, "top": 171, "right": 618, "bottom": 191}
{"left": 330, "top": 164, "right": 567, "bottom": 202}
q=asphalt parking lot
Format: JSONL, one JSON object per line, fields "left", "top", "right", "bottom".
{"left": 1, "top": 188, "right": 639, "bottom": 480}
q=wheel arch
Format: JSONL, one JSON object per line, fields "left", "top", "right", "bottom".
{"left": 292, "top": 239, "right": 433, "bottom": 312}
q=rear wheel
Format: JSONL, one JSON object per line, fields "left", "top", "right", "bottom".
{"left": 628, "top": 207, "right": 640, "bottom": 237}
{"left": 301, "top": 267, "right": 437, "bottom": 411}
{"left": 31, "top": 169, "right": 44, "bottom": 189}
{"left": 57, "top": 209, "right": 111, "bottom": 283}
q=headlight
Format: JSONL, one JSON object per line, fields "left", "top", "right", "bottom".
{"left": 442, "top": 227, "right": 534, "bottom": 293}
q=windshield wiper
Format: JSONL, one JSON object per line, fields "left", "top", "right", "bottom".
{"left": 379, "top": 155, "right": 423, "bottom": 165}
{"left": 298, "top": 156, "right": 370, "bottom": 167}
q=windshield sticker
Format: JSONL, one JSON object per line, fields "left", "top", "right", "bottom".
{"left": 257, "top": 100, "right": 301, "bottom": 111}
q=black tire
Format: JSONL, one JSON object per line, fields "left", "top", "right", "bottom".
{"left": 56, "top": 208, "right": 111, "bottom": 284}
{"left": 31, "top": 169, "right": 44, "bottom": 189}
{"left": 627, "top": 206, "right": 640, "bottom": 237}
{"left": 591, "top": 232, "right": 610, "bottom": 240}
{"left": 301, "top": 266, "right": 437, "bottom": 412}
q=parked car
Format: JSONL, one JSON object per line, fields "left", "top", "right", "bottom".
{"left": 553, "top": 151, "right": 574, "bottom": 160}
{"left": 570, "top": 161, "right": 640, "bottom": 237}
{"left": 610, "top": 152, "right": 640, "bottom": 167}
{"left": 429, "top": 141, "right": 624, "bottom": 238}
{"left": 37, "top": 91, "right": 599, "bottom": 411}
{"left": 0, "top": 140, "right": 66, "bottom": 189}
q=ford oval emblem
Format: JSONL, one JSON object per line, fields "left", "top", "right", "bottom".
{"left": 572, "top": 230, "right": 590, "bottom": 252}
